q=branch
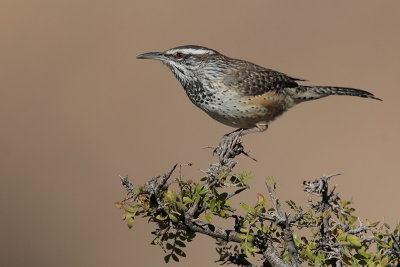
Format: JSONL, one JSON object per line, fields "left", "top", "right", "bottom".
{"left": 120, "top": 175, "right": 136, "bottom": 198}
{"left": 117, "top": 135, "right": 400, "bottom": 266}
{"left": 182, "top": 217, "right": 242, "bottom": 243}
{"left": 266, "top": 180, "right": 301, "bottom": 267}
{"left": 262, "top": 243, "right": 292, "bottom": 267}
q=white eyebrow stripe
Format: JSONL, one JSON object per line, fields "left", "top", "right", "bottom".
{"left": 166, "top": 48, "right": 217, "bottom": 55}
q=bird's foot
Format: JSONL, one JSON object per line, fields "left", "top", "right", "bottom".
{"left": 215, "top": 130, "right": 243, "bottom": 160}
{"left": 210, "top": 126, "right": 262, "bottom": 170}
{"left": 212, "top": 130, "right": 256, "bottom": 170}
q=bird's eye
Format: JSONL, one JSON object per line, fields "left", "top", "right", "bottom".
{"left": 176, "top": 52, "right": 184, "bottom": 59}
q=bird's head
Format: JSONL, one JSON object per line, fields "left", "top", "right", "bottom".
{"left": 137, "top": 45, "right": 221, "bottom": 87}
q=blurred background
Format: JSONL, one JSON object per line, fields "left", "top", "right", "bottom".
{"left": 1, "top": 1, "right": 399, "bottom": 266}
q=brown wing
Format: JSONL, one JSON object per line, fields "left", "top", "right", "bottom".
{"left": 222, "top": 60, "right": 304, "bottom": 96}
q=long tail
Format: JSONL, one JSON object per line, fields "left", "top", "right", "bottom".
{"left": 292, "top": 86, "right": 382, "bottom": 102}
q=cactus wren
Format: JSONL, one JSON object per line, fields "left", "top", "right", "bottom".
{"left": 137, "top": 45, "right": 380, "bottom": 149}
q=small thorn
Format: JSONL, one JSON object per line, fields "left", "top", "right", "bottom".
{"left": 242, "top": 151, "right": 257, "bottom": 162}
{"left": 202, "top": 146, "right": 216, "bottom": 149}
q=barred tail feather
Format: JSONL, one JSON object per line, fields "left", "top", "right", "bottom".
{"left": 293, "top": 86, "right": 382, "bottom": 102}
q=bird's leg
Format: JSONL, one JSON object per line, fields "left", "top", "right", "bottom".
{"left": 238, "top": 124, "right": 267, "bottom": 136}
{"left": 223, "top": 128, "right": 243, "bottom": 137}
{"left": 215, "top": 123, "right": 268, "bottom": 169}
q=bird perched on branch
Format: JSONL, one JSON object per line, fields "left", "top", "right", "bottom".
{"left": 137, "top": 45, "right": 381, "bottom": 162}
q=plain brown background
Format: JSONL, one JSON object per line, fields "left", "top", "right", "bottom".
{"left": 1, "top": 1, "right": 399, "bottom": 266}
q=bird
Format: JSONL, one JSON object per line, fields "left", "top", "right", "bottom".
{"left": 137, "top": 45, "right": 381, "bottom": 146}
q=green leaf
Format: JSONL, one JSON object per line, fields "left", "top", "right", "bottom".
{"left": 182, "top": 197, "right": 194, "bottom": 204}
{"left": 194, "top": 184, "right": 203, "bottom": 193}
{"left": 315, "top": 252, "right": 325, "bottom": 264}
{"left": 219, "top": 192, "right": 228, "bottom": 200}
{"left": 175, "top": 240, "right": 186, "bottom": 247}
{"left": 322, "top": 209, "right": 330, "bottom": 218}
{"left": 205, "top": 213, "right": 212, "bottom": 223}
{"left": 366, "top": 219, "right": 380, "bottom": 227}
{"left": 165, "top": 190, "right": 173, "bottom": 202}
{"left": 155, "top": 215, "right": 167, "bottom": 221}
{"left": 166, "top": 243, "right": 173, "bottom": 250}
{"left": 114, "top": 202, "right": 124, "bottom": 209}
{"left": 152, "top": 237, "right": 159, "bottom": 245}
{"left": 164, "top": 254, "right": 171, "bottom": 263}
{"left": 357, "top": 248, "right": 369, "bottom": 259}
{"left": 354, "top": 256, "right": 365, "bottom": 264}
{"left": 244, "top": 249, "right": 252, "bottom": 258}
{"left": 171, "top": 254, "right": 179, "bottom": 262}
{"left": 267, "top": 176, "right": 276, "bottom": 185}
{"left": 174, "top": 247, "right": 186, "bottom": 257}
{"left": 381, "top": 255, "right": 389, "bottom": 265}
{"left": 347, "top": 235, "right": 362, "bottom": 247}
{"left": 293, "top": 235, "right": 301, "bottom": 246}
{"left": 283, "top": 253, "right": 290, "bottom": 261}
{"left": 348, "top": 216, "right": 358, "bottom": 225}
{"left": 342, "top": 254, "right": 352, "bottom": 265}
{"left": 125, "top": 213, "right": 134, "bottom": 219}
{"left": 247, "top": 246, "right": 259, "bottom": 252}
{"left": 337, "top": 233, "right": 347, "bottom": 241}
{"left": 236, "top": 233, "right": 247, "bottom": 239}
{"left": 169, "top": 213, "right": 178, "bottom": 223}
{"left": 347, "top": 208, "right": 355, "bottom": 214}
{"left": 306, "top": 245, "right": 314, "bottom": 260}
{"left": 257, "top": 193, "right": 266, "bottom": 205}
{"left": 286, "top": 200, "right": 297, "bottom": 211}
{"left": 241, "top": 203, "right": 250, "bottom": 211}
{"left": 210, "top": 199, "right": 216, "bottom": 211}
{"left": 176, "top": 202, "right": 188, "bottom": 211}
{"left": 378, "top": 241, "right": 390, "bottom": 248}
{"left": 199, "top": 189, "right": 209, "bottom": 195}
{"left": 342, "top": 241, "right": 351, "bottom": 246}
{"left": 127, "top": 217, "right": 134, "bottom": 229}
{"left": 124, "top": 206, "right": 136, "bottom": 213}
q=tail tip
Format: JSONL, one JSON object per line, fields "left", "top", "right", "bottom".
{"left": 370, "top": 95, "right": 382, "bottom": 101}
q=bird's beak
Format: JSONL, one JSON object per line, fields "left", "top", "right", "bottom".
{"left": 136, "top": 52, "right": 166, "bottom": 61}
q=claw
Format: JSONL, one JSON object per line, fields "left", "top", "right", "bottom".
{"left": 212, "top": 126, "right": 262, "bottom": 169}
{"left": 214, "top": 131, "right": 245, "bottom": 167}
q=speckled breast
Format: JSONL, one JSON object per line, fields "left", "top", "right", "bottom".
{"left": 185, "top": 85, "right": 294, "bottom": 129}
